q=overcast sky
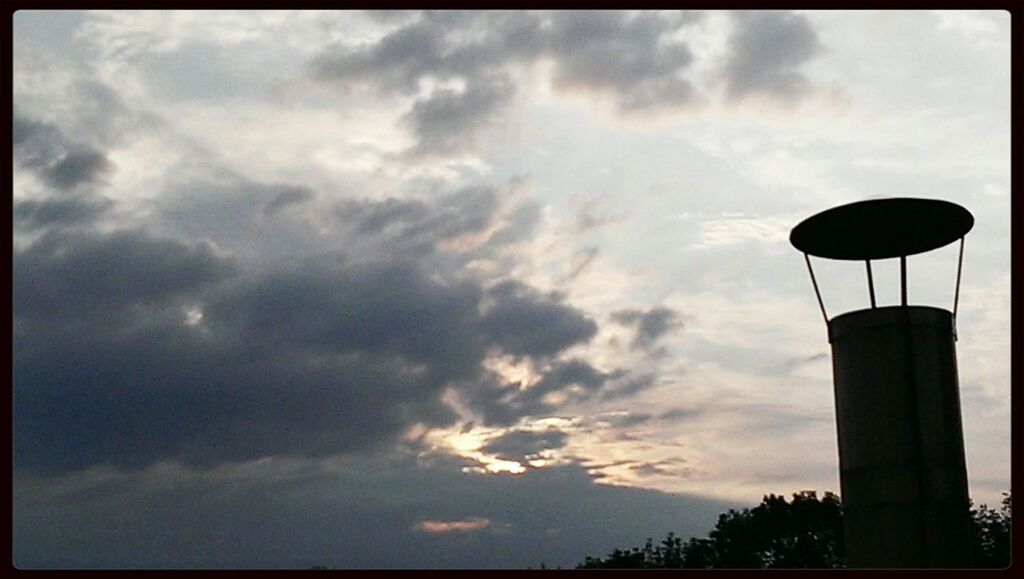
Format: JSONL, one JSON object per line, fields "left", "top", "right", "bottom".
{"left": 12, "top": 10, "right": 1010, "bottom": 569}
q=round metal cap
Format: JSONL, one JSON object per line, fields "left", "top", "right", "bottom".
{"left": 790, "top": 197, "right": 973, "bottom": 260}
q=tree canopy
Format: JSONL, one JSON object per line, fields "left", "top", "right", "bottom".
{"left": 577, "top": 491, "right": 1010, "bottom": 569}
{"left": 971, "top": 492, "right": 1012, "bottom": 568}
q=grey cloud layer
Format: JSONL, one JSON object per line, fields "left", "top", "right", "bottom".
{"left": 724, "top": 11, "right": 823, "bottom": 103}
{"left": 263, "top": 185, "right": 316, "bottom": 217}
{"left": 13, "top": 196, "right": 113, "bottom": 229}
{"left": 313, "top": 10, "right": 823, "bottom": 155}
{"left": 612, "top": 306, "right": 682, "bottom": 350}
{"left": 13, "top": 111, "right": 111, "bottom": 190}
{"left": 13, "top": 111, "right": 115, "bottom": 230}
{"left": 334, "top": 185, "right": 504, "bottom": 257}
{"left": 545, "top": 10, "right": 698, "bottom": 110}
{"left": 402, "top": 75, "right": 515, "bottom": 156}
{"left": 482, "top": 429, "right": 570, "bottom": 462}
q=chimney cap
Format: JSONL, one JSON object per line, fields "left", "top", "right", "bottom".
{"left": 790, "top": 197, "right": 973, "bottom": 260}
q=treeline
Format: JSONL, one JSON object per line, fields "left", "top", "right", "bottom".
{"left": 576, "top": 491, "right": 1011, "bottom": 569}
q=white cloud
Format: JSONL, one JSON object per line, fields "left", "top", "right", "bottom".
{"left": 692, "top": 215, "right": 794, "bottom": 248}
{"left": 933, "top": 10, "right": 1003, "bottom": 39}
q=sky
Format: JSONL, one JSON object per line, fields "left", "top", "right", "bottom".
{"left": 12, "top": 9, "right": 1011, "bottom": 569}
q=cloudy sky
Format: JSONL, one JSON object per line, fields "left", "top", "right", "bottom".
{"left": 12, "top": 10, "right": 1010, "bottom": 569}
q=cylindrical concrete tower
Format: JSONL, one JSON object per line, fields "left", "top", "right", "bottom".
{"left": 790, "top": 198, "right": 975, "bottom": 568}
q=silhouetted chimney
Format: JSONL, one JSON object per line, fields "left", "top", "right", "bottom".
{"left": 790, "top": 197, "right": 974, "bottom": 568}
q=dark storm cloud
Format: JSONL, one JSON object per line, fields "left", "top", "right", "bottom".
{"left": 47, "top": 147, "right": 111, "bottom": 189}
{"left": 11, "top": 230, "right": 446, "bottom": 473}
{"left": 481, "top": 281, "right": 597, "bottom": 358}
{"left": 13, "top": 454, "right": 738, "bottom": 569}
{"left": 482, "top": 429, "right": 570, "bottom": 462}
{"left": 13, "top": 110, "right": 112, "bottom": 189}
{"left": 612, "top": 306, "right": 682, "bottom": 349}
{"left": 724, "top": 11, "right": 823, "bottom": 103}
{"left": 14, "top": 225, "right": 614, "bottom": 474}
{"left": 13, "top": 229, "right": 233, "bottom": 325}
{"left": 13, "top": 196, "right": 113, "bottom": 229}
{"left": 13, "top": 111, "right": 62, "bottom": 159}
{"left": 527, "top": 359, "right": 610, "bottom": 398}
{"left": 202, "top": 258, "right": 487, "bottom": 382}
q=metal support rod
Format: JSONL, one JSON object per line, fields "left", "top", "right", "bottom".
{"left": 804, "top": 253, "right": 829, "bottom": 323}
{"left": 865, "top": 260, "right": 877, "bottom": 308}
{"left": 953, "top": 237, "right": 965, "bottom": 317}
{"left": 900, "top": 255, "right": 908, "bottom": 306}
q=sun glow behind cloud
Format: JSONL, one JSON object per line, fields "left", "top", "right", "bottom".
{"left": 481, "top": 354, "right": 544, "bottom": 391}
{"left": 418, "top": 413, "right": 580, "bottom": 476}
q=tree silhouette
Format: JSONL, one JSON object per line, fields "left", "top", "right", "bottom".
{"left": 970, "top": 492, "right": 1012, "bottom": 569}
{"left": 577, "top": 490, "right": 1010, "bottom": 569}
